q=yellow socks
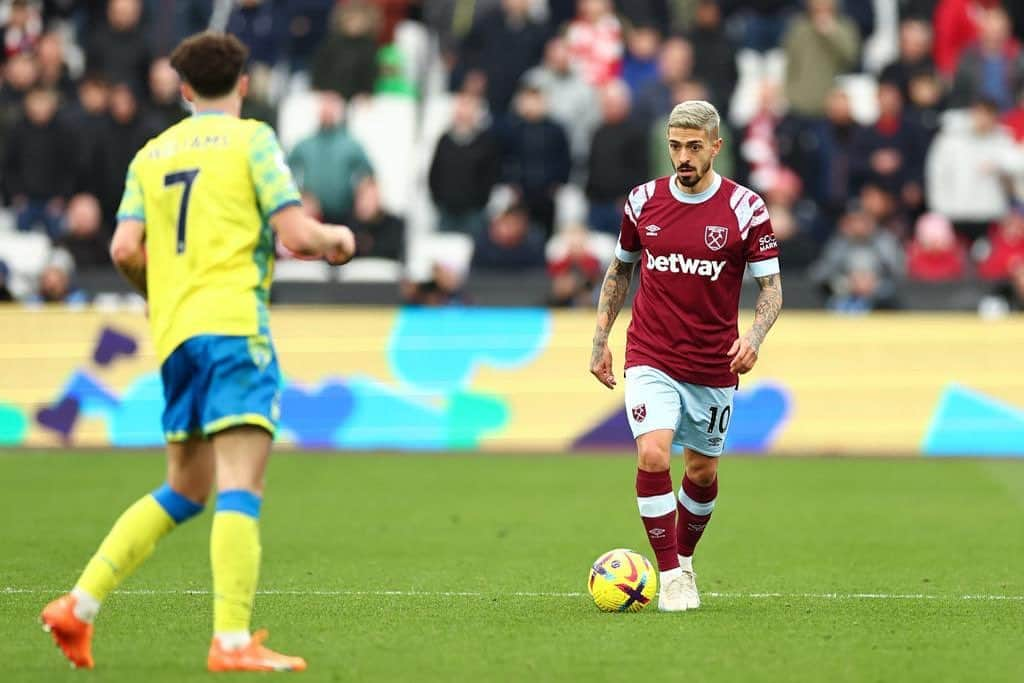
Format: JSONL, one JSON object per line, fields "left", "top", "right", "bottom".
{"left": 74, "top": 484, "right": 204, "bottom": 620}
{"left": 210, "top": 490, "right": 262, "bottom": 640}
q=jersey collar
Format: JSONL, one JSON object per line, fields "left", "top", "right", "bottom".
{"left": 669, "top": 171, "right": 721, "bottom": 204}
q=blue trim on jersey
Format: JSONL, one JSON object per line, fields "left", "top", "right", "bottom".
{"left": 152, "top": 483, "right": 204, "bottom": 523}
{"left": 192, "top": 110, "right": 228, "bottom": 117}
{"left": 116, "top": 214, "right": 146, "bottom": 222}
{"left": 216, "top": 489, "right": 262, "bottom": 518}
{"left": 669, "top": 172, "right": 722, "bottom": 204}
{"left": 266, "top": 199, "right": 302, "bottom": 219}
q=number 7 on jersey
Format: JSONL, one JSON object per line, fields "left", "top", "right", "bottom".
{"left": 164, "top": 169, "right": 200, "bottom": 254}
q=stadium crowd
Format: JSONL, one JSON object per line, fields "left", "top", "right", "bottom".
{"left": 0, "top": 0, "right": 1023, "bottom": 312}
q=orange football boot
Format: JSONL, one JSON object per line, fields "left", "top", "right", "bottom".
{"left": 40, "top": 594, "right": 95, "bottom": 669}
{"left": 207, "top": 629, "right": 307, "bottom": 672}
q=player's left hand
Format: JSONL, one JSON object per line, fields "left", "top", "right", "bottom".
{"left": 727, "top": 335, "right": 758, "bottom": 375}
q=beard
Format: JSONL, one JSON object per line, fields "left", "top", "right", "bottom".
{"left": 676, "top": 158, "right": 713, "bottom": 188}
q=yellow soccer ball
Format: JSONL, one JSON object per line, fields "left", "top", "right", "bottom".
{"left": 587, "top": 548, "right": 657, "bottom": 612}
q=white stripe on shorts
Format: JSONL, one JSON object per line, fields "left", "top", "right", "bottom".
{"left": 637, "top": 492, "right": 676, "bottom": 518}
{"left": 678, "top": 487, "right": 716, "bottom": 516}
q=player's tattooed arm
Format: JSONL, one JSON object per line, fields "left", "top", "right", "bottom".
{"left": 729, "top": 272, "right": 782, "bottom": 375}
{"left": 747, "top": 273, "right": 783, "bottom": 352}
{"left": 590, "top": 257, "right": 636, "bottom": 389}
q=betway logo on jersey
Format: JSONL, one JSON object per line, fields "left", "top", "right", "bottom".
{"left": 645, "top": 249, "right": 726, "bottom": 281}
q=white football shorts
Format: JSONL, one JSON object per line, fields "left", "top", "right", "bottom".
{"left": 624, "top": 365, "right": 736, "bottom": 456}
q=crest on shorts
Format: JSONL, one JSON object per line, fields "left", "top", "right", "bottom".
{"left": 632, "top": 403, "right": 647, "bottom": 422}
{"left": 705, "top": 225, "right": 728, "bottom": 251}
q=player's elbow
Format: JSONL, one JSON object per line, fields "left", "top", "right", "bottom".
{"left": 109, "top": 230, "right": 144, "bottom": 267}
{"left": 272, "top": 207, "right": 321, "bottom": 257}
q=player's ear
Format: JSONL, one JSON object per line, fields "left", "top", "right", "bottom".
{"left": 711, "top": 136, "right": 723, "bottom": 158}
{"left": 237, "top": 75, "right": 250, "bottom": 100}
{"left": 180, "top": 82, "right": 195, "bottom": 105}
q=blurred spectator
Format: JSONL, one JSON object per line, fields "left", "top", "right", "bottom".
{"left": 849, "top": 81, "right": 927, "bottom": 209}
{"left": 634, "top": 36, "right": 694, "bottom": 124}
{"left": 288, "top": 93, "right": 373, "bottom": 224}
{"left": 651, "top": 80, "right": 734, "bottom": 181}
{"left": 311, "top": 2, "right": 380, "bottom": 100}
{"left": 64, "top": 73, "right": 109, "bottom": 189}
{"left": 810, "top": 206, "right": 905, "bottom": 311}
{"left": 284, "top": 0, "right": 335, "bottom": 73}
{"left": 374, "top": 43, "right": 417, "bottom": 97}
{"left": 933, "top": 0, "right": 1001, "bottom": 78}
{"left": 586, "top": 80, "right": 648, "bottom": 235}
{"left": 906, "top": 212, "right": 967, "bottom": 281}
{"left": 980, "top": 255, "right": 1024, "bottom": 313}
{"left": 348, "top": 178, "right": 404, "bottom": 261}
{"left": 428, "top": 91, "right": 501, "bottom": 235}
{"left": 471, "top": 200, "right": 546, "bottom": 270}
{"left": 29, "top": 251, "right": 87, "bottom": 304}
{"left": 522, "top": 35, "right": 600, "bottom": 169}
{"left": 401, "top": 262, "right": 468, "bottom": 306}
{"left": 500, "top": 82, "right": 571, "bottom": 236}
{"left": 240, "top": 66, "right": 276, "bottom": 127}
{"left": 723, "top": 0, "right": 799, "bottom": 53}
{"left": 456, "top": 0, "right": 549, "bottom": 117}
{"left": 859, "top": 181, "right": 911, "bottom": 239}
{"left": 879, "top": 18, "right": 935, "bottom": 101}
{"left": 926, "top": 99, "right": 1024, "bottom": 241}
{"left": 86, "top": 0, "right": 151, "bottom": 96}
{"left": 35, "top": 32, "right": 73, "bottom": 101}
{"left": 548, "top": 224, "right": 602, "bottom": 307}
{"left": 977, "top": 205, "right": 1024, "bottom": 279}
{"left": 620, "top": 24, "right": 660, "bottom": 96}
{"left": 0, "top": 260, "right": 12, "bottom": 302}
{"left": 906, "top": 68, "right": 948, "bottom": 143}
{"left": 764, "top": 170, "right": 822, "bottom": 271}
{"left": 736, "top": 80, "right": 786, "bottom": 193}
{"left": 55, "top": 193, "right": 110, "bottom": 269}
{"left": 5, "top": 87, "right": 75, "bottom": 238}
{"left": 3, "top": 0, "right": 41, "bottom": 60}
{"left": 1004, "top": 88, "right": 1024, "bottom": 141}
{"left": 782, "top": 0, "right": 860, "bottom": 118}
{"left": 147, "top": 58, "right": 187, "bottom": 131}
{"left": 950, "top": 6, "right": 1024, "bottom": 111}
{"left": 0, "top": 52, "right": 38, "bottom": 158}
{"left": 689, "top": 0, "right": 738, "bottom": 117}
{"left": 226, "top": 0, "right": 284, "bottom": 70}
{"left": 814, "top": 87, "right": 863, "bottom": 218}
{"left": 88, "top": 82, "right": 158, "bottom": 225}
{"left": 566, "top": 0, "right": 623, "bottom": 87}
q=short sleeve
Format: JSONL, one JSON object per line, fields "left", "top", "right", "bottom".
{"left": 744, "top": 196, "right": 780, "bottom": 277}
{"left": 615, "top": 197, "right": 642, "bottom": 263}
{"left": 248, "top": 123, "right": 302, "bottom": 221}
{"left": 116, "top": 156, "right": 145, "bottom": 222}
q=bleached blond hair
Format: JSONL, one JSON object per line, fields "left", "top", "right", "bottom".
{"left": 667, "top": 100, "right": 720, "bottom": 140}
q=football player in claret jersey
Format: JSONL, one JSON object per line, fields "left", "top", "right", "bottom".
{"left": 589, "top": 100, "right": 783, "bottom": 611}
{"left": 40, "top": 33, "right": 355, "bottom": 672}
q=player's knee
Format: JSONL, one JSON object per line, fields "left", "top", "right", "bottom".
{"left": 685, "top": 460, "right": 717, "bottom": 487}
{"left": 637, "top": 442, "right": 671, "bottom": 472}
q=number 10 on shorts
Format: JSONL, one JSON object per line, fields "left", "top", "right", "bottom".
{"left": 707, "top": 405, "right": 731, "bottom": 434}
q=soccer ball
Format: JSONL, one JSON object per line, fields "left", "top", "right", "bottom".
{"left": 588, "top": 548, "right": 657, "bottom": 612}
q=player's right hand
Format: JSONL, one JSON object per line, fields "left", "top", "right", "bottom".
{"left": 324, "top": 225, "right": 356, "bottom": 266}
{"left": 590, "top": 344, "right": 616, "bottom": 390}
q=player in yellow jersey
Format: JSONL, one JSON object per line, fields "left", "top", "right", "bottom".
{"left": 40, "top": 33, "right": 354, "bottom": 673}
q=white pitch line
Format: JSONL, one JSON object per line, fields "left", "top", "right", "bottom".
{"left": 4, "top": 587, "right": 1023, "bottom": 601}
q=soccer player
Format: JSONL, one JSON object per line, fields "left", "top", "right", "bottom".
{"left": 589, "top": 100, "right": 782, "bottom": 611}
{"left": 40, "top": 33, "right": 355, "bottom": 671}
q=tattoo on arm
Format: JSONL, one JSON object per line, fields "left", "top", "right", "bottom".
{"left": 115, "top": 261, "right": 148, "bottom": 298}
{"left": 747, "top": 273, "right": 783, "bottom": 352}
{"left": 592, "top": 257, "right": 635, "bottom": 360}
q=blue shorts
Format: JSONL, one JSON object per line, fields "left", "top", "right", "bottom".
{"left": 160, "top": 334, "right": 282, "bottom": 442}
{"left": 624, "top": 365, "right": 736, "bottom": 456}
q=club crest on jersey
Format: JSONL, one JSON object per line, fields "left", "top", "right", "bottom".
{"left": 644, "top": 224, "right": 661, "bottom": 237}
{"left": 632, "top": 403, "right": 647, "bottom": 422}
{"left": 705, "top": 225, "right": 728, "bottom": 251}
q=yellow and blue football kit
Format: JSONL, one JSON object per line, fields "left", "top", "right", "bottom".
{"left": 116, "top": 113, "right": 300, "bottom": 441}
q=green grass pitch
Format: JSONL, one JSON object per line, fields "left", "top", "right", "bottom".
{"left": 1, "top": 451, "right": 1022, "bottom": 682}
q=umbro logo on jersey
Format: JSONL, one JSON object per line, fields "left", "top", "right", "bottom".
{"left": 645, "top": 224, "right": 662, "bottom": 237}
{"left": 645, "top": 250, "right": 726, "bottom": 281}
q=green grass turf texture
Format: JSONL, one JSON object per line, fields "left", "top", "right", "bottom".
{"left": 1, "top": 452, "right": 1021, "bottom": 683}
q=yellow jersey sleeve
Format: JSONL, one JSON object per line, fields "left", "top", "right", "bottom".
{"left": 247, "top": 123, "right": 301, "bottom": 221}
{"left": 116, "top": 154, "right": 146, "bottom": 222}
